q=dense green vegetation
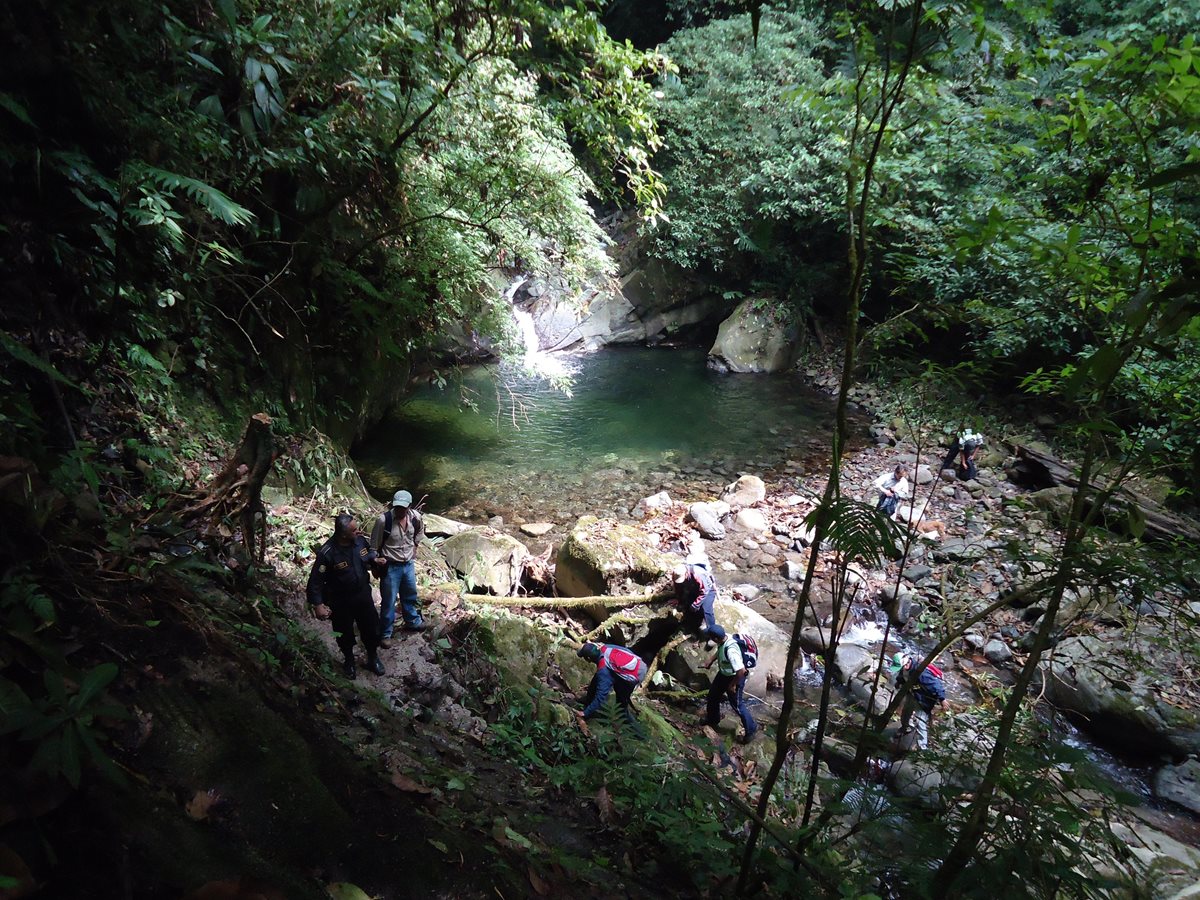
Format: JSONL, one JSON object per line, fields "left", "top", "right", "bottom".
{"left": 1, "top": 0, "right": 1198, "bottom": 897}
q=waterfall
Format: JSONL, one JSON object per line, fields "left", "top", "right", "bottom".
{"left": 507, "top": 277, "right": 573, "bottom": 380}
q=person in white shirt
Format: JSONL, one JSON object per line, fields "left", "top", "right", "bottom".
{"left": 703, "top": 634, "right": 758, "bottom": 743}
{"left": 873, "top": 465, "right": 910, "bottom": 518}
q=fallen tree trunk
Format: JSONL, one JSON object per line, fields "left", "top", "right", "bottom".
{"left": 464, "top": 592, "right": 673, "bottom": 609}
{"left": 1008, "top": 442, "right": 1200, "bottom": 543}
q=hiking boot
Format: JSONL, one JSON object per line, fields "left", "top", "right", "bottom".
{"left": 367, "top": 654, "right": 386, "bottom": 677}
{"left": 378, "top": 637, "right": 392, "bottom": 650}
{"left": 342, "top": 655, "right": 357, "bottom": 679}
{"left": 404, "top": 620, "right": 427, "bottom": 632}
{"left": 741, "top": 730, "right": 761, "bottom": 745}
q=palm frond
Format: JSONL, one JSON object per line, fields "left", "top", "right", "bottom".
{"left": 805, "top": 498, "right": 899, "bottom": 565}
{"left": 127, "top": 163, "right": 255, "bottom": 227}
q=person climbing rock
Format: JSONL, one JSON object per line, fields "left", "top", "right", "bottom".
{"left": 307, "top": 514, "right": 386, "bottom": 678}
{"left": 873, "top": 464, "right": 910, "bottom": 519}
{"left": 941, "top": 429, "right": 985, "bottom": 482}
{"left": 576, "top": 642, "right": 647, "bottom": 736}
{"left": 671, "top": 561, "right": 727, "bottom": 641}
{"left": 703, "top": 633, "right": 758, "bottom": 743}
{"left": 889, "top": 653, "right": 945, "bottom": 751}
{"left": 370, "top": 489, "right": 426, "bottom": 644}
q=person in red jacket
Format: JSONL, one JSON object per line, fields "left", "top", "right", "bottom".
{"left": 575, "top": 642, "right": 647, "bottom": 735}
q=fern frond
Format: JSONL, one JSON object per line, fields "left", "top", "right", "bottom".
{"left": 805, "top": 498, "right": 899, "bottom": 565}
{"left": 127, "top": 163, "right": 255, "bottom": 227}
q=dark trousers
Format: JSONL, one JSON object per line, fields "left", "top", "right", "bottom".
{"left": 707, "top": 673, "right": 757, "bottom": 738}
{"left": 583, "top": 675, "right": 640, "bottom": 730}
{"left": 329, "top": 588, "right": 381, "bottom": 656}
{"left": 942, "top": 441, "right": 978, "bottom": 481}
{"left": 682, "top": 592, "right": 727, "bottom": 641}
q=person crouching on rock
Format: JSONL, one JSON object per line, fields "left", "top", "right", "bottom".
{"left": 307, "top": 514, "right": 386, "bottom": 679}
{"left": 889, "top": 653, "right": 945, "bottom": 751}
{"left": 575, "top": 642, "right": 647, "bottom": 737}
{"left": 671, "top": 562, "right": 727, "bottom": 642}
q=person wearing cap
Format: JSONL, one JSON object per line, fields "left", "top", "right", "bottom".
{"left": 670, "top": 561, "right": 727, "bottom": 641}
{"left": 306, "top": 514, "right": 386, "bottom": 678}
{"left": 575, "top": 642, "right": 647, "bottom": 736}
{"left": 703, "top": 633, "right": 758, "bottom": 743}
{"left": 889, "top": 653, "right": 945, "bottom": 750}
{"left": 370, "top": 490, "right": 426, "bottom": 643}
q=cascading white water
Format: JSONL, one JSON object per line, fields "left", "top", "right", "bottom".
{"left": 507, "top": 277, "right": 573, "bottom": 379}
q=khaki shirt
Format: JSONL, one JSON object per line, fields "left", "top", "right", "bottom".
{"left": 371, "top": 509, "right": 423, "bottom": 563}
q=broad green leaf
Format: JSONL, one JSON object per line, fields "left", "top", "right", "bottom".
{"left": 78, "top": 662, "right": 119, "bottom": 706}
{"left": 0, "top": 331, "right": 82, "bottom": 391}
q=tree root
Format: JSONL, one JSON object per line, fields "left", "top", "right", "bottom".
{"left": 583, "top": 612, "right": 656, "bottom": 642}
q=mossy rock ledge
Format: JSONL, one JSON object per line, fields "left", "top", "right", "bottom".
{"left": 553, "top": 516, "right": 677, "bottom": 600}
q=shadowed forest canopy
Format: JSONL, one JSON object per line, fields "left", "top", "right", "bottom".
{"left": 1, "top": 0, "right": 1200, "bottom": 898}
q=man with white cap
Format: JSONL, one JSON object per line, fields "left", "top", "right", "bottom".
{"left": 370, "top": 489, "right": 426, "bottom": 643}
{"left": 889, "top": 653, "right": 945, "bottom": 750}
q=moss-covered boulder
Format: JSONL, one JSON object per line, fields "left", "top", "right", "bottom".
{"left": 1029, "top": 485, "right": 1075, "bottom": 525}
{"left": 707, "top": 298, "right": 800, "bottom": 374}
{"left": 554, "top": 516, "right": 676, "bottom": 598}
{"left": 1043, "top": 634, "right": 1200, "bottom": 758}
{"left": 439, "top": 528, "right": 529, "bottom": 595}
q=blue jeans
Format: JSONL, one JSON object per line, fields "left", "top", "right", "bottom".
{"left": 707, "top": 673, "right": 756, "bottom": 738}
{"left": 379, "top": 560, "right": 420, "bottom": 635}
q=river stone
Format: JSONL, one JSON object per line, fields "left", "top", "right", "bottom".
{"left": 1030, "top": 485, "right": 1075, "bottom": 525}
{"left": 684, "top": 501, "right": 725, "bottom": 539}
{"left": 422, "top": 513, "right": 473, "bottom": 538}
{"left": 903, "top": 564, "right": 932, "bottom": 582}
{"left": 983, "top": 639, "right": 1013, "bottom": 664}
{"left": 1043, "top": 634, "right": 1200, "bottom": 758}
{"left": 707, "top": 297, "right": 799, "bottom": 373}
{"left": 1152, "top": 759, "right": 1200, "bottom": 815}
{"left": 913, "top": 465, "right": 935, "bottom": 485}
{"left": 1109, "top": 820, "right": 1200, "bottom": 896}
{"left": 471, "top": 605, "right": 593, "bottom": 710}
{"left": 553, "top": 516, "right": 676, "bottom": 598}
{"left": 440, "top": 528, "right": 530, "bottom": 596}
{"left": 888, "top": 759, "right": 945, "bottom": 809}
{"left": 634, "top": 491, "right": 674, "bottom": 516}
{"left": 733, "top": 508, "right": 768, "bottom": 532}
{"left": 519, "top": 522, "right": 555, "bottom": 537}
{"left": 720, "top": 474, "right": 766, "bottom": 507}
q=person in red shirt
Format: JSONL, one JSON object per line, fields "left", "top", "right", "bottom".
{"left": 575, "top": 642, "right": 647, "bottom": 734}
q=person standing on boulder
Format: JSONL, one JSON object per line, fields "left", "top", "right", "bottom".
{"left": 889, "top": 653, "right": 945, "bottom": 751}
{"left": 671, "top": 562, "right": 727, "bottom": 641}
{"left": 703, "top": 633, "right": 758, "bottom": 743}
{"left": 575, "top": 642, "right": 647, "bottom": 736}
{"left": 370, "top": 489, "right": 426, "bottom": 643}
{"left": 307, "top": 514, "right": 386, "bottom": 679}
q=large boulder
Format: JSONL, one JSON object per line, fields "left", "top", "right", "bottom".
{"left": 1029, "top": 485, "right": 1075, "bottom": 526}
{"left": 665, "top": 597, "right": 789, "bottom": 697}
{"left": 470, "top": 605, "right": 592, "bottom": 722}
{"left": 1043, "top": 634, "right": 1200, "bottom": 758}
{"left": 422, "top": 513, "right": 472, "bottom": 538}
{"left": 686, "top": 502, "right": 726, "bottom": 540}
{"left": 1152, "top": 758, "right": 1200, "bottom": 815}
{"left": 707, "top": 298, "right": 801, "bottom": 374}
{"left": 554, "top": 516, "right": 676, "bottom": 598}
{"left": 439, "top": 528, "right": 530, "bottom": 596}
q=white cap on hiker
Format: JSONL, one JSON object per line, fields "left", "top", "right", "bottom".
{"left": 889, "top": 652, "right": 910, "bottom": 674}
{"left": 392, "top": 490, "right": 413, "bottom": 508}
{"left": 670, "top": 563, "right": 688, "bottom": 583}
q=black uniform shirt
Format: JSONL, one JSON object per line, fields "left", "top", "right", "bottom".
{"left": 306, "top": 535, "right": 377, "bottom": 606}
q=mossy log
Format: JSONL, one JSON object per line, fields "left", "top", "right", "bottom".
{"left": 465, "top": 592, "right": 673, "bottom": 609}
{"left": 1010, "top": 442, "right": 1200, "bottom": 543}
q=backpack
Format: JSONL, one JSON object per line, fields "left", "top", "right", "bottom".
{"left": 730, "top": 634, "right": 758, "bottom": 670}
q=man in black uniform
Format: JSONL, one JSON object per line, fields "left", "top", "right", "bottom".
{"left": 307, "top": 514, "right": 386, "bottom": 678}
